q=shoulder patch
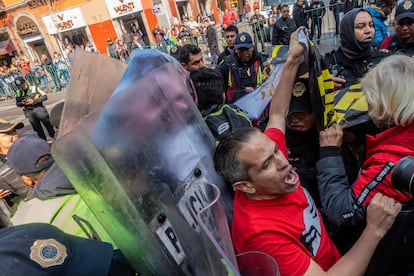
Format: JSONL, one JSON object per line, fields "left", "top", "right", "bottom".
{"left": 30, "top": 239, "right": 68, "bottom": 268}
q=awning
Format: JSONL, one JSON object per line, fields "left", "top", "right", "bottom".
{"left": 0, "top": 40, "right": 16, "bottom": 56}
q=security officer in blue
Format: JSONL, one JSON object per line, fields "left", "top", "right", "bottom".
{"left": 217, "top": 32, "right": 269, "bottom": 103}
{"left": 0, "top": 223, "right": 136, "bottom": 275}
{"left": 14, "top": 76, "right": 55, "bottom": 140}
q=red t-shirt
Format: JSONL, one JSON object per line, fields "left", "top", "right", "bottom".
{"left": 232, "top": 128, "right": 341, "bottom": 276}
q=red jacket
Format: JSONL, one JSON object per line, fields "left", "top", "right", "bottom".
{"left": 222, "top": 12, "right": 237, "bottom": 26}
{"left": 317, "top": 123, "right": 414, "bottom": 227}
{"left": 352, "top": 123, "right": 414, "bottom": 205}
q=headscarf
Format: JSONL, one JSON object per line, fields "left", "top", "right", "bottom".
{"left": 340, "top": 8, "right": 373, "bottom": 59}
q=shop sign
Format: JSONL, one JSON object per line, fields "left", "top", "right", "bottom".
{"left": 42, "top": 7, "right": 86, "bottom": 35}
{"left": 152, "top": 7, "right": 161, "bottom": 14}
{"left": 105, "top": 0, "right": 143, "bottom": 19}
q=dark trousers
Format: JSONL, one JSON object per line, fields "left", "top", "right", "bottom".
{"left": 24, "top": 106, "right": 55, "bottom": 140}
{"left": 333, "top": 12, "right": 340, "bottom": 35}
{"left": 311, "top": 18, "right": 323, "bottom": 41}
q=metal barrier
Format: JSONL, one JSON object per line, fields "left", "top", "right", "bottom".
{"left": 3, "top": 4, "right": 394, "bottom": 101}
{"left": 236, "top": 2, "right": 386, "bottom": 52}
{"left": 0, "top": 64, "right": 71, "bottom": 99}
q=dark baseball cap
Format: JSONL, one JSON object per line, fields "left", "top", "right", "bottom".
{"left": 0, "top": 223, "right": 113, "bottom": 275}
{"left": 395, "top": 0, "right": 414, "bottom": 21}
{"left": 14, "top": 76, "right": 26, "bottom": 90}
{"left": 288, "top": 78, "right": 312, "bottom": 116}
{"left": 7, "top": 135, "right": 54, "bottom": 175}
{"left": 235, "top": 32, "right": 253, "bottom": 49}
{"left": 0, "top": 118, "right": 23, "bottom": 133}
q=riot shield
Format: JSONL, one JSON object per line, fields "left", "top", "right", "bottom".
{"left": 52, "top": 50, "right": 237, "bottom": 274}
{"left": 174, "top": 180, "right": 239, "bottom": 275}
{"left": 57, "top": 49, "right": 127, "bottom": 138}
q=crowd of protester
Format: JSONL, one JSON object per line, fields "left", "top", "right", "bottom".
{"left": 104, "top": 2, "right": 414, "bottom": 274}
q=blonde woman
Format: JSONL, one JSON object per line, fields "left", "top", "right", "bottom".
{"left": 318, "top": 55, "right": 414, "bottom": 228}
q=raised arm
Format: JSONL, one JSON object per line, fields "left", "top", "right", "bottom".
{"left": 266, "top": 28, "right": 306, "bottom": 132}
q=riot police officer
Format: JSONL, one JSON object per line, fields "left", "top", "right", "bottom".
{"left": 325, "top": 9, "right": 390, "bottom": 89}
{"left": 14, "top": 76, "right": 55, "bottom": 140}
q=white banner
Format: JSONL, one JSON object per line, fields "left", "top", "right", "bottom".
{"left": 234, "top": 63, "right": 285, "bottom": 120}
{"left": 42, "top": 7, "right": 86, "bottom": 35}
{"left": 235, "top": 30, "right": 309, "bottom": 120}
{"left": 105, "top": 0, "right": 143, "bottom": 19}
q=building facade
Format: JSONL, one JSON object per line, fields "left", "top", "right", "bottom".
{"left": 0, "top": 0, "right": 220, "bottom": 65}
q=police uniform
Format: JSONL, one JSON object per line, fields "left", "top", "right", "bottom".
{"left": 285, "top": 78, "right": 321, "bottom": 208}
{"left": 0, "top": 223, "right": 132, "bottom": 276}
{"left": 14, "top": 76, "right": 55, "bottom": 140}
{"left": 308, "top": 0, "right": 326, "bottom": 43}
{"left": 324, "top": 8, "right": 391, "bottom": 89}
{"left": 325, "top": 47, "right": 389, "bottom": 88}
{"left": 380, "top": 0, "right": 414, "bottom": 56}
{"left": 7, "top": 135, "right": 117, "bottom": 248}
{"left": 216, "top": 33, "right": 268, "bottom": 103}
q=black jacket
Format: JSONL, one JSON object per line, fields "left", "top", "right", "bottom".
{"left": 217, "top": 46, "right": 234, "bottom": 65}
{"left": 343, "top": 0, "right": 360, "bottom": 14}
{"left": 292, "top": 3, "right": 308, "bottom": 27}
{"left": 324, "top": 48, "right": 390, "bottom": 88}
{"left": 329, "top": 0, "right": 344, "bottom": 14}
{"left": 217, "top": 50, "right": 267, "bottom": 102}
{"left": 308, "top": 1, "right": 326, "bottom": 20}
{"left": 317, "top": 146, "right": 366, "bottom": 227}
{"left": 15, "top": 86, "right": 48, "bottom": 110}
{"left": 272, "top": 17, "right": 297, "bottom": 45}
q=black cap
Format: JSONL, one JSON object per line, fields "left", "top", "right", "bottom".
{"left": 14, "top": 76, "right": 26, "bottom": 90}
{"left": 288, "top": 78, "right": 312, "bottom": 116}
{"left": 235, "top": 32, "right": 253, "bottom": 49}
{"left": 7, "top": 135, "right": 54, "bottom": 175}
{"left": 395, "top": 0, "right": 414, "bottom": 21}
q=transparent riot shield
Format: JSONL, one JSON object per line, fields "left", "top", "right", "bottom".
{"left": 52, "top": 50, "right": 237, "bottom": 274}
{"left": 182, "top": 181, "right": 240, "bottom": 274}
{"left": 57, "top": 49, "right": 127, "bottom": 138}
{"left": 52, "top": 115, "right": 239, "bottom": 275}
